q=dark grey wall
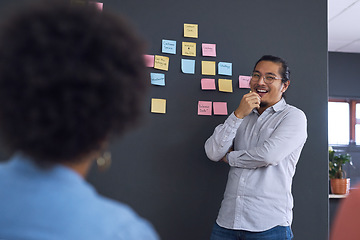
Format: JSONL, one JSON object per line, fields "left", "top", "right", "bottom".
{"left": 0, "top": 0, "right": 329, "bottom": 239}
{"left": 329, "top": 51, "right": 360, "bottom": 99}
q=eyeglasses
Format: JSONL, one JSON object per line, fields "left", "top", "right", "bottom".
{"left": 250, "top": 72, "right": 282, "bottom": 84}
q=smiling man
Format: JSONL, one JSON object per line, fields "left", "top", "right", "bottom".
{"left": 205, "top": 55, "right": 307, "bottom": 240}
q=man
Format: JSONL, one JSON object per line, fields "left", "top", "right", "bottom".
{"left": 205, "top": 55, "right": 307, "bottom": 240}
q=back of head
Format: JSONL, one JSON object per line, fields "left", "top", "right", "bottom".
{"left": 0, "top": 0, "right": 148, "bottom": 163}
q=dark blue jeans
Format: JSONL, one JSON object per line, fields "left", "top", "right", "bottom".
{"left": 210, "top": 223, "right": 294, "bottom": 240}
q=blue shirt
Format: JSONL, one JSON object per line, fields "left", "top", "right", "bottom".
{"left": 0, "top": 154, "right": 159, "bottom": 240}
{"left": 205, "top": 98, "right": 307, "bottom": 231}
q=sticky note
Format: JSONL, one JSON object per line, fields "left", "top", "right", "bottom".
{"left": 162, "top": 39, "right": 176, "bottom": 54}
{"left": 198, "top": 101, "right": 212, "bottom": 115}
{"left": 218, "top": 62, "right": 232, "bottom": 76}
{"left": 151, "top": 98, "right": 166, "bottom": 114}
{"left": 150, "top": 73, "right": 165, "bottom": 86}
{"left": 154, "top": 55, "right": 169, "bottom": 71}
{"left": 239, "top": 75, "right": 251, "bottom": 88}
{"left": 218, "top": 79, "right": 233, "bottom": 93}
{"left": 202, "top": 61, "right": 216, "bottom": 75}
{"left": 89, "top": 1, "right": 103, "bottom": 11}
{"left": 202, "top": 43, "right": 216, "bottom": 57}
{"left": 181, "top": 59, "right": 195, "bottom": 74}
{"left": 201, "top": 78, "right": 216, "bottom": 90}
{"left": 213, "top": 102, "right": 228, "bottom": 115}
{"left": 182, "top": 42, "right": 196, "bottom": 57}
{"left": 184, "top": 23, "right": 198, "bottom": 38}
{"left": 144, "top": 55, "right": 154, "bottom": 67}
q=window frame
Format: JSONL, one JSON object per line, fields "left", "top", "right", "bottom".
{"left": 329, "top": 98, "right": 360, "bottom": 145}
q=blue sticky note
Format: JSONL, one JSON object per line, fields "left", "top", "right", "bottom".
{"left": 150, "top": 73, "right": 165, "bottom": 86}
{"left": 218, "top": 62, "right": 232, "bottom": 76}
{"left": 181, "top": 59, "right": 195, "bottom": 74}
{"left": 162, "top": 39, "right": 176, "bottom": 54}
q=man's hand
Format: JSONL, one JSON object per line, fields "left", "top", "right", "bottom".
{"left": 221, "top": 147, "right": 233, "bottom": 163}
{"left": 234, "top": 91, "right": 261, "bottom": 119}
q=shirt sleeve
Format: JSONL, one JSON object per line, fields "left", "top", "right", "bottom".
{"left": 204, "top": 112, "right": 243, "bottom": 162}
{"left": 227, "top": 109, "right": 307, "bottom": 168}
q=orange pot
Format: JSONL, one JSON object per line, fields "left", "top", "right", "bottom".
{"left": 330, "top": 178, "right": 350, "bottom": 195}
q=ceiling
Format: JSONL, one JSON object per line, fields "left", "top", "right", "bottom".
{"left": 328, "top": 0, "right": 360, "bottom": 53}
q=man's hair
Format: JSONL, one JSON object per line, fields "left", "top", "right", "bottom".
{"left": 253, "top": 55, "right": 290, "bottom": 84}
{"left": 0, "top": 1, "right": 148, "bottom": 163}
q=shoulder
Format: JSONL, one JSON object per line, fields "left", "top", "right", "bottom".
{"left": 283, "top": 104, "right": 307, "bottom": 121}
{"left": 92, "top": 195, "right": 159, "bottom": 240}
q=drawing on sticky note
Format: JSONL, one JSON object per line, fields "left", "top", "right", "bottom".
{"left": 182, "top": 42, "right": 196, "bottom": 57}
{"left": 198, "top": 101, "right": 212, "bottom": 115}
{"left": 154, "top": 55, "right": 169, "bottom": 71}
{"left": 202, "top": 43, "right": 216, "bottom": 57}
{"left": 218, "top": 62, "right": 232, "bottom": 76}
{"left": 162, "top": 39, "right": 176, "bottom": 54}
{"left": 239, "top": 75, "right": 251, "bottom": 88}
{"left": 184, "top": 23, "right": 198, "bottom": 38}
{"left": 150, "top": 73, "right": 165, "bottom": 86}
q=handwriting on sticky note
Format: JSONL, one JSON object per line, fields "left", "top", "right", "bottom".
{"left": 151, "top": 98, "right": 166, "bottom": 114}
{"left": 218, "top": 79, "right": 233, "bottom": 93}
{"left": 150, "top": 73, "right": 165, "bottom": 86}
{"left": 213, "top": 102, "right": 228, "bottom": 115}
{"left": 202, "top": 61, "right": 216, "bottom": 75}
{"left": 239, "top": 75, "right": 251, "bottom": 88}
{"left": 162, "top": 39, "right": 176, "bottom": 54}
{"left": 218, "top": 62, "right": 232, "bottom": 76}
{"left": 144, "top": 55, "right": 154, "bottom": 68}
{"left": 201, "top": 78, "right": 216, "bottom": 90}
{"left": 202, "top": 43, "right": 216, "bottom": 57}
{"left": 181, "top": 59, "right": 195, "bottom": 74}
{"left": 154, "top": 55, "right": 169, "bottom": 71}
{"left": 182, "top": 42, "right": 196, "bottom": 57}
{"left": 198, "top": 101, "right": 212, "bottom": 115}
{"left": 184, "top": 23, "right": 198, "bottom": 38}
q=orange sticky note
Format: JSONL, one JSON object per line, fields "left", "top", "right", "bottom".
{"left": 218, "top": 79, "right": 233, "bottom": 93}
{"left": 202, "top": 61, "right": 216, "bottom": 75}
{"left": 151, "top": 98, "right": 166, "bottom": 114}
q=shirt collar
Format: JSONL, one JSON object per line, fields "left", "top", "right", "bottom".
{"left": 252, "top": 98, "right": 287, "bottom": 114}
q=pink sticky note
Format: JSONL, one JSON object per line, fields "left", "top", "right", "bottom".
{"left": 213, "top": 102, "right": 228, "bottom": 115}
{"left": 89, "top": 1, "right": 103, "bottom": 11}
{"left": 144, "top": 55, "right": 154, "bottom": 68}
{"left": 202, "top": 43, "right": 216, "bottom": 57}
{"left": 239, "top": 75, "right": 251, "bottom": 88}
{"left": 201, "top": 78, "right": 216, "bottom": 90}
{"left": 198, "top": 101, "right": 212, "bottom": 115}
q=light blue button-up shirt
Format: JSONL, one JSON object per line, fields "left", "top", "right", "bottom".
{"left": 0, "top": 154, "right": 159, "bottom": 240}
{"left": 205, "top": 98, "right": 307, "bottom": 232}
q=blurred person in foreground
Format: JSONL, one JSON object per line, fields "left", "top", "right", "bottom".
{"left": 0, "top": 1, "right": 159, "bottom": 239}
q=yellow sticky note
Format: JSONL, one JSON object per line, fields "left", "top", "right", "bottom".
{"left": 151, "top": 98, "right": 166, "bottom": 114}
{"left": 184, "top": 23, "right": 198, "bottom": 38}
{"left": 218, "top": 79, "right": 233, "bottom": 93}
{"left": 202, "top": 61, "right": 216, "bottom": 75}
{"left": 154, "top": 55, "right": 169, "bottom": 71}
{"left": 182, "top": 42, "right": 196, "bottom": 57}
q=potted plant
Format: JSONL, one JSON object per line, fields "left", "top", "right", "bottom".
{"left": 329, "top": 147, "right": 352, "bottom": 194}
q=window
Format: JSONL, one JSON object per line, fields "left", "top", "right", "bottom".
{"left": 328, "top": 99, "right": 360, "bottom": 145}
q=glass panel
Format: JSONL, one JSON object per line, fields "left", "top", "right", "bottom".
{"left": 328, "top": 102, "right": 349, "bottom": 145}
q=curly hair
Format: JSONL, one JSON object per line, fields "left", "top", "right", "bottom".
{"left": 0, "top": 0, "right": 148, "bottom": 163}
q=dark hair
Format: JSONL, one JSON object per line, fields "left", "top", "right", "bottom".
{"left": 0, "top": 1, "right": 148, "bottom": 163}
{"left": 253, "top": 55, "right": 290, "bottom": 84}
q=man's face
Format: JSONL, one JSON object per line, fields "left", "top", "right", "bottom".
{"left": 250, "top": 60, "right": 289, "bottom": 109}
